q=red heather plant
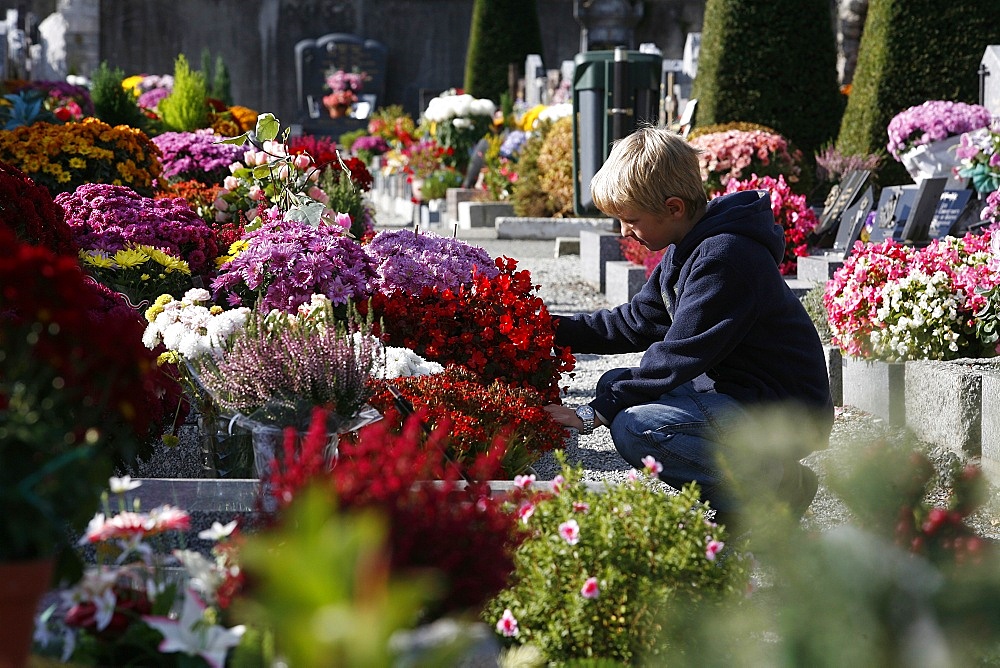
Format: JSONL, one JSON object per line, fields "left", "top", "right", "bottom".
{"left": 264, "top": 406, "right": 523, "bottom": 617}
{"left": 0, "top": 160, "right": 77, "bottom": 255}
{"left": 368, "top": 365, "right": 567, "bottom": 477}
{"left": 370, "top": 257, "right": 575, "bottom": 404}
{"left": 721, "top": 174, "right": 819, "bottom": 276}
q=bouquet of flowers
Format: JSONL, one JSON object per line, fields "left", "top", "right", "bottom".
{"left": 420, "top": 89, "right": 496, "bottom": 172}
{"left": 370, "top": 257, "right": 575, "bottom": 403}
{"left": 365, "top": 228, "right": 498, "bottom": 295}
{"left": 400, "top": 137, "right": 453, "bottom": 179}
{"left": 824, "top": 231, "right": 1000, "bottom": 361}
{"left": 887, "top": 100, "right": 992, "bottom": 162}
{"left": 688, "top": 128, "right": 803, "bottom": 195}
{"left": 33, "top": 477, "right": 248, "bottom": 666}
{"left": 957, "top": 120, "right": 1000, "bottom": 195}
{"left": 152, "top": 128, "right": 247, "bottom": 185}
{"left": 0, "top": 117, "right": 162, "bottom": 196}
{"left": 56, "top": 183, "right": 219, "bottom": 278}
{"left": 211, "top": 211, "right": 375, "bottom": 312}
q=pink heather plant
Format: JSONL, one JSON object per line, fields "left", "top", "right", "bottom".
{"left": 825, "top": 230, "right": 1000, "bottom": 361}
{"left": 211, "top": 209, "right": 375, "bottom": 312}
{"left": 886, "top": 100, "right": 992, "bottom": 161}
{"left": 688, "top": 129, "right": 803, "bottom": 195}
{"left": 56, "top": 183, "right": 219, "bottom": 276}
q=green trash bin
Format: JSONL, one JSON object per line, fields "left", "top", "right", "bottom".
{"left": 572, "top": 48, "right": 663, "bottom": 215}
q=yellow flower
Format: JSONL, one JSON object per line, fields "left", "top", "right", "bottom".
{"left": 145, "top": 247, "right": 191, "bottom": 274}
{"left": 80, "top": 250, "right": 116, "bottom": 268}
{"left": 122, "top": 75, "right": 145, "bottom": 96}
{"left": 519, "top": 104, "right": 548, "bottom": 131}
{"left": 114, "top": 247, "right": 150, "bottom": 268}
{"left": 157, "top": 350, "right": 180, "bottom": 366}
{"left": 68, "top": 157, "right": 86, "bottom": 169}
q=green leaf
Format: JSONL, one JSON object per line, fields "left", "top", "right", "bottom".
{"left": 217, "top": 131, "right": 251, "bottom": 146}
{"left": 255, "top": 113, "right": 280, "bottom": 142}
{"left": 252, "top": 164, "right": 273, "bottom": 179}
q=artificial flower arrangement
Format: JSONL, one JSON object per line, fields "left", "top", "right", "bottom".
{"left": 419, "top": 89, "right": 496, "bottom": 173}
{"left": 56, "top": 182, "right": 219, "bottom": 278}
{"left": 620, "top": 174, "right": 817, "bottom": 278}
{"left": 0, "top": 225, "right": 182, "bottom": 565}
{"left": 0, "top": 160, "right": 77, "bottom": 255}
{"left": 364, "top": 228, "right": 498, "bottom": 295}
{"left": 957, "top": 119, "right": 1000, "bottom": 195}
{"left": 688, "top": 127, "right": 803, "bottom": 195}
{"left": 210, "top": 210, "right": 375, "bottom": 312}
{"left": 484, "top": 452, "right": 750, "bottom": 664}
{"left": 886, "top": 100, "right": 992, "bottom": 162}
{"left": 32, "top": 476, "right": 250, "bottom": 666}
{"left": 824, "top": 229, "right": 1000, "bottom": 361}
{"left": 370, "top": 256, "right": 575, "bottom": 404}
{"left": 152, "top": 128, "right": 246, "bottom": 185}
{"left": 367, "top": 365, "right": 566, "bottom": 477}
{"left": 0, "top": 117, "right": 162, "bottom": 196}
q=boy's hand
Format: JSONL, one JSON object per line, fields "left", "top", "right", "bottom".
{"left": 544, "top": 404, "right": 602, "bottom": 432}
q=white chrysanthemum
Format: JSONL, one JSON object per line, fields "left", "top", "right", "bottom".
{"left": 537, "top": 102, "right": 573, "bottom": 123}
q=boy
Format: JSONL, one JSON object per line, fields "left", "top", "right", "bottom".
{"left": 544, "top": 126, "right": 832, "bottom": 527}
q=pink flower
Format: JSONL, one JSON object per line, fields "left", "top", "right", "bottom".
{"left": 641, "top": 455, "right": 663, "bottom": 476}
{"left": 333, "top": 212, "right": 352, "bottom": 229}
{"left": 559, "top": 519, "right": 580, "bottom": 545}
{"left": 552, "top": 474, "right": 566, "bottom": 494}
{"left": 580, "top": 576, "right": 600, "bottom": 599}
{"left": 248, "top": 185, "right": 266, "bottom": 201}
{"left": 496, "top": 608, "right": 519, "bottom": 637}
{"left": 517, "top": 502, "right": 535, "bottom": 524}
{"left": 513, "top": 473, "right": 536, "bottom": 489}
{"left": 706, "top": 539, "right": 725, "bottom": 561}
{"left": 293, "top": 153, "right": 312, "bottom": 171}
{"left": 572, "top": 501, "right": 590, "bottom": 513}
{"left": 626, "top": 469, "right": 639, "bottom": 483}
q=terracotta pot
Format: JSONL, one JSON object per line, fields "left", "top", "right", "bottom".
{"left": 328, "top": 103, "right": 349, "bottom": 119}
{"left": 0, "top": 558, "right": 55, "bottom": 667}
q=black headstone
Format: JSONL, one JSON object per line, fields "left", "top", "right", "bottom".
{"left": 294, "top": 33, "right": 388, "bottom": 135}
{"left": 927, "top": 189, "right": 974, "bottom": 239}
{"left": 901, "top": 177, "right": 948, "bottom": 243}
{"left": 810, "top": 170, "right": 871, "bottom": 248}
{"left": 833, "top": 185, "right": 875, "bottom": 258}
{"left": 867, "top": 185, "right": 917, "bottom": 244}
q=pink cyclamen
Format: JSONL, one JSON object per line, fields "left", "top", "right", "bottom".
{"left": 496, "top": 609, "right": 519, "bottom": 637}
{"left": 559, "top": 519, "right": 581, "bottom": 545}
{"left": 580, "top": 576, "right": 600, "bottom": 599}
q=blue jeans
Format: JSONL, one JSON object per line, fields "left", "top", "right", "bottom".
{"left": 598, "top": 368, "right": 744, "bottom": 513}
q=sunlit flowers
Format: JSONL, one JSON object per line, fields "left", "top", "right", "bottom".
{"left": 580, "top": 576, "right": 600, "bottom": 599}
{"left": 706, "top": 539, "right": 725, "bottom": 561}
{"left": 641, "top": 455, "right": 663, "bottom": 476}
{"left": 496, "top": 608, "right": 519, "bottom": 637}
{"left": 558, "top": 519, "right": 581, "bottom": 545}
{"left": 143, "top": 588, "right": 246, "bottom": 668}
{"left": 81, "top": 505, "right": 191, "bottom": 544}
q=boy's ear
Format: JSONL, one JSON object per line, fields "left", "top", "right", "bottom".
{"left": 665, "top": 196, "right": 687, "bottom": 219}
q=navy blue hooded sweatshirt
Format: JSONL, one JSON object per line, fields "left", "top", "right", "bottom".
{"left": 556, "top": 189, "right": 833, "bottom": 429}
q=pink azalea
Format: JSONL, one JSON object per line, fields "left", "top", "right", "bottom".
{"left": 559, "top": 519, "right": 581, "bottom": 545}
{"left": 496, "top": 608, "right": 519, "bottom": 637}
{"left": 572, "top": 501, "right": 590, "bottom": 513}
{"left": 580, "top": 576, "right": 600, "bottom": 599}
{"left": 517, "top": 502, "right": 535, "bottom": 525}
{"left": 706, "top": 539, "right": 725, "bottom": 561}
{"left": 641, "top": 455, "right": 663, "bottom": 476}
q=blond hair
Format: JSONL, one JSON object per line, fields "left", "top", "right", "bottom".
{"left": 590, "top": 125, "right": 706, "bottom": 221}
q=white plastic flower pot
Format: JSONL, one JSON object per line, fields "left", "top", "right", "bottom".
{"left": 899, "top": 135, "right": 966, "bottom": 189}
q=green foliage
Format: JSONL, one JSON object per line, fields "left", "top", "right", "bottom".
{"left": 318, "top": 164, "right": 373, "bottom": 239}
{"left": 485, "top": 452, "right": 751, "bottom": 664}
{"left": 691, "top": 0, "right": 843, "bottom": 159}
{"left": 686, "top": 120, "right": 780, "bottom": 141}
{"left": 0, "top": 89, "right": 56, "bottom": 129}
{"left": 89, "top": 61, "right": 147, "bottom": 130}
{"left": 510, "top": 121, "right": 552, "bottom": 217}
{"left": 418, "top": 167, "right": 463, "bottom": 201}
{"left": 464, "top": 0, "right": 543, "bottom": 104}
{"left": 801, "top": 283, "right": 832, "bottom": 344}
{"left": 536, "top": 116, "right": 576, "bottom": 217}
{"left": 200, "top": 48, "right": 232, "bottom": 105}
{"left": 158, "top": 53, "right": 209, "bottom": 132}
{"left": 836, "top": 0, "right": 1000, "bottom": 186}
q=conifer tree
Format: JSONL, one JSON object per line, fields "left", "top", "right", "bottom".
{"left": 464, "top": 0, "right": 543, "bottom": 104}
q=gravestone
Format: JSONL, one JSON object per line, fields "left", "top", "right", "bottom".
{"left": 832, "top": 185, "right": 875, "bottom": 258}
{"left": 927, "top": 189, "right": 974, "bottom": 239}
{"left": 982, "top": 45, "right": 1000, "bottom": 116}
{"left": 867, "top": 185, "right": 917, "bottom": 244}
{"left": 295, "top": 33, "right": 388, "bottom": 137}
{"left": 810, "top": 170, "right": 871, "bottom": 248}
{"left": 901, "top": 177, "right": 948, "bottom": 243}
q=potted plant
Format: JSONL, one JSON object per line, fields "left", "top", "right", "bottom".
{"left": 0, "top": 226, "right": 174, "bottom": 664}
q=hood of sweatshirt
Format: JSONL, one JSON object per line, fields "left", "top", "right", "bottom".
{"left": 673, "top": 189, "right": 785, "bottom": 267}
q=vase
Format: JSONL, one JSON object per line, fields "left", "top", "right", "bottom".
{"left": 899, "top": 135, "right": 966, "bottom": 189}
{"left": 328, "top": 103, "right": 350, "bottom": 119}
{"left": 198, "top": 411, "right": 255, "bottom": 479}
{"left": 0, "top": 558, "right": 55, "bottom": 668}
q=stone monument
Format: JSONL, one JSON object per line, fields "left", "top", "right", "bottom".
{"left": 573, "top": 0, "right": 644, "bottom": 52}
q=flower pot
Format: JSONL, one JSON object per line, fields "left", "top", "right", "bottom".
{"left": 0, "top": 558, "right": 55, "bottom": 668}
{"left": 199, "top": 412, "right": 254, "bottom": 479}
{"left": 328, "top": 103, "right": 350, "bottom": 119}
{"left": 899, "top": 135, "right": 966, "bottom": 189}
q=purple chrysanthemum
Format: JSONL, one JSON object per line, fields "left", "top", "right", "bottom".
{"left": 153, "top": 129, "right": 246, "bottom": 184}
{"left": 365, "top": 229, "right": 498, "bottom": 295}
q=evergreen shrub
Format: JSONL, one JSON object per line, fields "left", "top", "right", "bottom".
{"left": 159, "top": 54, "right": 209, "bottom": 132}
{"left": 464, "top": 0, "right": 543, "bottom": 104}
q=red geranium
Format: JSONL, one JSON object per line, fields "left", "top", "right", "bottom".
{"left": 370, "top": 257, "right": 575, "bottom": 403}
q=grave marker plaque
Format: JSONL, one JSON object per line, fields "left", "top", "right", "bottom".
{"left": 833, "top": 185, "right": 875, "bottom": 258}
{"left": 295, "top": 33, "right": 388, "bottom": 122}
{"left": 867, "top": 185, "right": 917, "bottom": 244}
{"left": 901, "top": 177, "right": 948, "bottom": 243}
{"left": 927, "top": 189, "right": 974, "bottom": 239}
{"left": 811, "top": 170, "right": 871, "bottom": 247}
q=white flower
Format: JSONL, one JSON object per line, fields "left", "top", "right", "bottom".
{"left": 143, "top": 588, "right": 245, "bottom": 668}
{"left": 109, "top": 475, "right": 142, "bottom": 494}
{"left": 174, "top": 549, "right": 226, "bottom": 601}
{"left": 197, "top": 520, "right": 238, "bottom": 542}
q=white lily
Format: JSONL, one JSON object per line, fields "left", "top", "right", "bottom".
{"left": 143, "top": 588, "right": 245, "bottom": 668}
